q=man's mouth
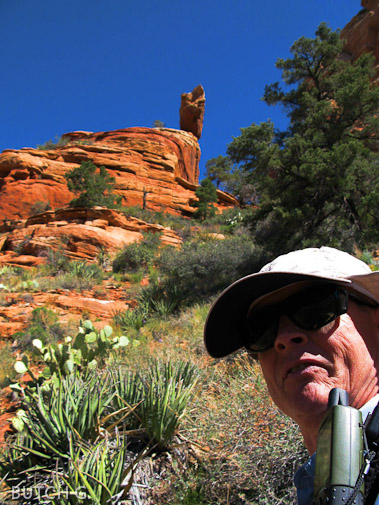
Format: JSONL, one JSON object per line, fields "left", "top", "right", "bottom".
{"left": 285, "top": 360, "right": 325, "bottom": 379}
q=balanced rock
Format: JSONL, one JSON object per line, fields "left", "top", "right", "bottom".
{"left": 179, "top": 85, "right": 206, "bottom": 139}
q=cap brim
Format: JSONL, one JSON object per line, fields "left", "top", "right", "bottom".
{"left": 204, "top": 271, "right": 355, "bottom": 359}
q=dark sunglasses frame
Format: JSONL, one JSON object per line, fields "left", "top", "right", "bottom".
{"left": 243, "top": 286, "right": 350, "bottom": 353}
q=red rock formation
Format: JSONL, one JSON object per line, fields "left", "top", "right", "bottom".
{"left": 179, "top": 85, "right": 205, "bottom": 139}
{"left": 341, "top": 0, "right": 379, "bottom": 81}
{"left": 0, "top": 125, "right": 238, "bottom": 221}
{"left": 0, "top": 207, "right": 182, "bottom": 263}
{"left": 0, "top": 127, "right": 206, "bottom": 221}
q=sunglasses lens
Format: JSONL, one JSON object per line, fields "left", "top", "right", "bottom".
{"left": 244, "top": 287, "right": 348, "bottom": 352}
{"left": 289, "top": 288, "right": 348, "bottom": 330}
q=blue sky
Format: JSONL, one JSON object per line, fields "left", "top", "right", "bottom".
{"left": 1, "top": 0, "right": 361, "bottom": 179}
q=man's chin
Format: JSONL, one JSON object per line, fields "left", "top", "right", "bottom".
{"left": 285, "top": 382, "right": 332, "bottom": 419}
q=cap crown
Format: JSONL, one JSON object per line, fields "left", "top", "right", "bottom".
{"left": 260, "top": 247, "right": 372, "bottom": 279}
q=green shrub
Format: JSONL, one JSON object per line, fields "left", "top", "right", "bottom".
{"left": 120, "top": 206, "right": 191, "bottom": 234}
{"left": 110, "top": 360, "right": 199, "bottom": 450}
{"left": 112, "top": 232, "right": 161, "bottom": 273}
{"left": 29, "top": 201, "right": 51, "bottom": 216}
{"left": 113, "top": 305, "right": 149, "bottom": 332}
{"left": 203, "top": 207, "right": 254, "bottom": 235}
{"left": 66, "top": 260, "right": 104, "bottom": 281}
{"left": 0, "top": 342, "right": 17, "bottom": 388}
{"left": 193, "top": 178, "right": 218, "bottom": 221}
{"left": 65, "top": 161, "right": 121, "bottom": 209}
{"left": 14, "top": 306, "right": 64, "bottom": 349}
{"left": 37, "top": 272, "right": 98, "bottom": 292}
{"left": 137, "top": 280, "right": 186, "bottom": 317}
{"left": 39, "top": 248, "right": 70, "bottom": 275}
{"left": 15, "top": 372, "right": 111, "bottom": 455}
{"left": 36, "top": 135, "right": 70, "bottom": 150}
{"left": 157, "top": 235, "right": 268, "bottom": 304}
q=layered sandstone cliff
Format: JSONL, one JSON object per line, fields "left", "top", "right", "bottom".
{"left": 0, "top": 85, "right": 236, "bottom": 222}
{"left": 0, "top": 127, "right": 203, "bottom": 221}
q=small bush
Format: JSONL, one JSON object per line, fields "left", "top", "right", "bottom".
{"left": 65, "top": 161, "right": 121, "bottom": 209}
{"left": 14, "top": 306, "right": 64, "bottom": 349}
{"left": 39, "top": 248, "right": 70, "bottom": 276}
{"left": 29, "top": 201, "right": 51, "bottom": 216}
{"left": 36, "top": 135, "right": 70, "bottom": 150}
{"left": 37, "top": 273, "right": 98, "bottom": 292}
{"left": 66, "top": 260, "right": 104, "bottom": 282}
{"left": 113, "top": 305, "right": 149, "bottom": 332}
{"left": 137, "top": 280, "right": 186, "bottom": 317}
{"left": 0, "top": 342, "right": 17, "bottom": 388}
{"left": 112, "top": 232, "right": 161, "bottom": 273}
{"left": 157, "top": 235, "right": 268, "bottom": 304}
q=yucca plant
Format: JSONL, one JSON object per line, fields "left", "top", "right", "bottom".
{"left": 0, "top": 432, "right": 51, "bottom": 492}
{"left": 67, "top": 260, "right": 104, "bottom": 281}
{"left": 14, "top": 371, "right": 113, "bottom": 459}
{"left": 50, "top": 435, "right": 131, "bottom": 505}
{"left": 106, "top": 367, "right": 144, "bottom": 432}
{"left": 137, "top": 280, "right": 185, "bottom": 316}
{"left": 138, "top": 360, "right": 199, "bottom": 450}
{"left": 113, "top": 304, "right": 148, "bottom": 332}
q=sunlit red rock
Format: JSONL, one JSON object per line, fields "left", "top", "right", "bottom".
{"left": 0, "top": 207, "right": 182, "bottom": 262}
{"left": 179, "top": 85, "right": 206, "bottom": 139}
{"left": 0, "top": 127, "right": 206, "bottom": 220}
{"left": 341, "top": 1, "right": 379, "bottom": 81}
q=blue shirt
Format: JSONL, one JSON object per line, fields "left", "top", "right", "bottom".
{"left": 294, "top": 395, "right": 379, "bottom": 505}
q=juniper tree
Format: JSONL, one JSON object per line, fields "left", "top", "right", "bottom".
{"left": 226, "top": 22, "right": 379, "bottom": 254}
{"left": 65, "top": 161, "right": 121, "bottom": 208}
{"left": 193, "top": 177, "right": 218, "bottom": 220}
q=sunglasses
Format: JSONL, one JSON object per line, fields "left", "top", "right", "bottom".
{"left": 243, "top": 285, "right": 349, "bottom": 353}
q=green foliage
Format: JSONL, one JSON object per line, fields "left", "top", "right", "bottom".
{"left": 202, "top": 207, "right": 254, "bottom": 235}
{"left": 36, "top": 135, "right": 70, "bottom": 150}
{"left": 226, "top": 22, "right": 379, "bottom": 254}
{"left": 153, "top": 119, "right": 165, "bottom": 128}
{"left": 157, "top": 235, "right": 267, "bottom": 304}
{"left": 13, "top": 321, "right": 129, "bottom": 383}
{"left": 113, "top": 305, "right": 149, "bottom": 332}
{"left": 111, "top": 360, "right": 199, "bottom": 450}
{"left": 138, "top": 361, "right": 199, "bottom": 450}
{"left": 193, "top": 177, "right": 218, "bottom": 220}
{"left": 205, "top": 154, "right": 234, "bottom": 189}
{"left": 36, "top": 256, "right": 104, "bottom": 291}
{"left": 14, "top": 306, "right": 65, "bottom": 349}
{"left": 50, "top": 436, "right": 130, "bottom": 505}
{"left": 29, "top": 200, "right": 51, "bottom": 216}
{"left": 12, "top": 372, "right": 112, "bottom": 456}
{"left": 65, "top": 161, "right": 122, "bottom": 209}
{"left": 2, "top": 359, "right": 198, "bottom": 502}
{"left": 66, "top": 260, "right": 104, "bottom": 281}
{"left": 0, "top": 342, "right": 17, "bottom": 388}
{"left": 112, "top": 232, "right": 161, "bottom": 273}
{"left": 205, "top": 155, "right": 258, "bottom": 205}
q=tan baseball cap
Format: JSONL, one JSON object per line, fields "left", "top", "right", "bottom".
{"left": 204, "top": 247, "right": 379, "bottom": 358}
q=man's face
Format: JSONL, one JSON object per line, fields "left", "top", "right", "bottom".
{"left": 257, "top": 299, "right": 379, "bottom": 423}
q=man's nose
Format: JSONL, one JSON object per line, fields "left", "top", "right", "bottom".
{"left": 274, "top": 315, "right": 309, "bottom": 352}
